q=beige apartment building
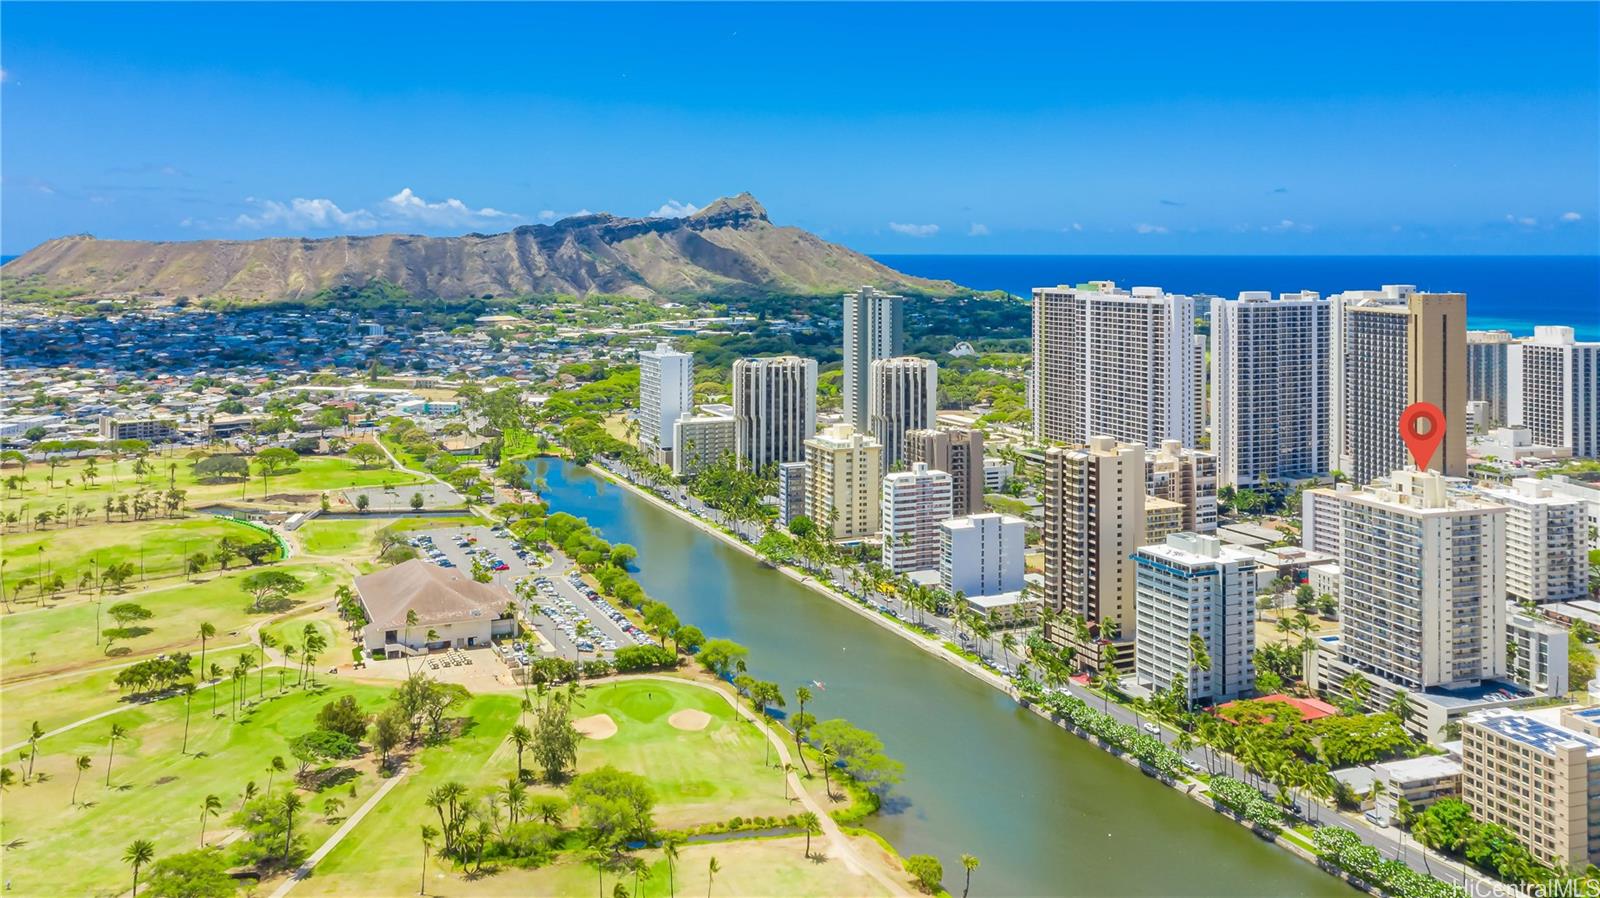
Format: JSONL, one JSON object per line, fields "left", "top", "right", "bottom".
{"left": 1462, "top": 708, "right": 1600, "bottom": 870}
{"left": 804, "top": 423, "right": 883, "bottom": 541}
{"left": 1145, "top": 439, "right": 1218, "bottom": 533}
{"left": 1041, "top": 436, "right": 1147, "bottom": 669}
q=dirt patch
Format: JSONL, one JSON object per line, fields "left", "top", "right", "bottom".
{"left": 575, "top": 713, "right": 618, "bottom": 740}
{"left": 668, "top": 709, "right": 712, "bottom": 731}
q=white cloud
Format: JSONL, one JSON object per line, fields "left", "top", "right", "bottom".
{"left": 968, "top": 223, "right": 990, "bottom": 237}
{"left": 889, "top": 222, "right": 939, "bottom": 237}
{"left": 1561, "top": 211, "right": 1583, "bottom": 222}
{"left": 649, "top": 199, "right": 700, "bottom": 218}
{"left": 384, "top": 187, "right": 518, "bottom": 228}
{"left": 1505, "top": 213, "right": 1538, "bottom": 227}
{"left": 538, "top": 210, "right": 558, "bottom": 222}
{"left": 1263, "top": 219, "right": 1313, "bottom": 233}
{"left": 1134, "top": 223, "right": 1168, "bottom": 235}
{"left": 235, "top": 197, "right": 377, "bottom": 230}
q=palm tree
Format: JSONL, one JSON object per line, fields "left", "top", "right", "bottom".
{"left": 209, "top": 663, "right": 224, "bottom": 715}
{"left": 25, "top": 721, "right": 43, "bottom": 782}
{"left": 818, "top": 743, "right": 838, "bottom": 799}
{"left": 124, "top": 839, "right": 155, "bottom": 897}
{"left": 706, "top": 857, "right": 721, "bottom": 898}
{"left": 404, "top": 609, "right": 420, "bottom": 673}
{"left": 105, "top": 723, "right": 127, "bottom": 786}
{"left": 180, "top": 684, "right": 196, "bottom": 754}
{"left": 0, "top": 768, "right": 14, "bottom": 791}
{"left": 198, "top": 621, "right": 216, "bottom": 674}
{"left": 1389, "top": 689, "right": 1416, "bottom": 726}
{"left": 799, "top": 811, "right": 821, "bottom": 858}
{"left": 961, "top": 853, "right": 981, "bottom": 898}
{"left": 266, "top": 755, "right": 286, "bottom": 795}
{"left": 258, "top": 631, "right": 276, "bottom": 697}
{"left": 510, "top": 725, "right": 532, "bottom": 778}
{"left": 71, "top": 754, "right": 92, "bottom": 805}
{"left": 281, "top": 791, "right": 303, "bottom": 862}
{"left": 419, "top": 824, "right": 438, "bottom": 895}
{"left": 199, "top": 793, "right": 221, "bottom": 846}
{"left": 662, "top": 836, "right": 682, "bottom": 897}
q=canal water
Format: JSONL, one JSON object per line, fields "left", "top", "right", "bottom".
{"left": 532, "top": 458, "right": 1347, "bottom": 897}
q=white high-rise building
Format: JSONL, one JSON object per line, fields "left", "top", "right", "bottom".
{"left": 940, "top": 512, "right": 1026, "bottom": 598}
{"left": 1509, "top": 326, "right": 1600, "bottom": 459}
{"left": 1507, "top": 612, "right": 1569, "bottom": 697}
{"left": 1468, "top": 330, "right": 1516, "bottom": 429}
{"left": 868, "top": 356, "right": 938, "bottom": 470}
{"left": 1480, "top": 478, "right": 1586, "bottom": 604}
{"left": 1212, "top": 291, "right": 1332, "bottom": 488}
{"left": 843, "top": 287, "right": 905, "bottom": 432}
{"left": 638, "top": 342, "right": 693, "bottom": 463}
{"left": 880, "top": 463, "right": 952, "bottom": 574}
{"left": 804, "top": 424, "right": 883, "bottom": 540}
{"left": 672, "top": 410, "right": 736, "bottom": 478}
{"left": 1134, "top": 533, "right": 1258, "bottom": 704}
{"left": 732, "top": 356, "right": 817, "bottom": 472}
{"left": 1338, "top": 469, "right": 1507, "bottom": 691}
{"left": 1300, "top": 482, "right": 1354, "bottom": 555}
{"left": 1031, "top": 281, "right": 1198, "bottom": 447}
{"left": 1329, "top": 286, "right": 1467, "bottom": 483}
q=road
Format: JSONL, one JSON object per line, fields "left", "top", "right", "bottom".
{"left": 592, "top": 455, "right": 1517, "bottom": 898}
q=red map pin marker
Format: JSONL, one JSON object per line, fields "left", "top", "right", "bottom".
{"left": 1399, "top": 402, "right": 1447, "bottom": 472}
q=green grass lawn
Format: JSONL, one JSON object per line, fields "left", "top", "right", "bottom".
{"left": 574, "top": 678, "right": 795, "bottom": 828}
{"left": 1, "top": 453, "right": 427, "bottom": 517}
{"left": 1, "top": 515, "right": 276, "bottom": 589}
{"left": 301, "top": 832, "right": 895, "bottom": 898}
{"left": 0, "top": 643, "right": 260, "bottom": 748}
{"left": 309, "top": 678, "right": 806, "bottom": 895}
{"left": 0, "top": 562, "right": 341, "bottom": 683}
{"left": 296, "top": 515, "right": 466, "bottom": 557}
{"left": 0, "top": 678, "right": 394, "bottom": 898}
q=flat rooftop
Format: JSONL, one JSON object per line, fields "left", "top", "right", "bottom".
{"left": 1470, "top": 710, "right": 1600, "bottom": 757}
{"left": 1374, "top": 754, "right": 1462, "bottom": 782}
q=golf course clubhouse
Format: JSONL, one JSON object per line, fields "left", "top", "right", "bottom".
{"left": 355, "top": 559, "right": 518, "bottom": 656}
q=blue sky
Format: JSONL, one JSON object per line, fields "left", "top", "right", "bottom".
{"left": 2, "top": 2, "right": 1596, "bottom": 255}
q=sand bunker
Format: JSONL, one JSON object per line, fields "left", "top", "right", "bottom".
{"left": 668, "top": 709, "right": 712, "bottom": 731}
{"left": 575, "top": 713, "right": 618, "bottom": 740}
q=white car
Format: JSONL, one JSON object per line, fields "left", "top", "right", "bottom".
{"left": 1142, "top": 723, "right": 1161, "bottom": 736}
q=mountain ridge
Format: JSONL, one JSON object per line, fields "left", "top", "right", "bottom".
{"left": 2, "top": 193, "right": 959, "bottom": 304}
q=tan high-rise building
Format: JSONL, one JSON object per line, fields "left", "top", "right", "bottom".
{"left": 804, "top": 424, "right": 883, "bottom": 541}
{"left": 905, "top": 427, "right": 986, "bottom": 517}
{"left": 1330, "top": 286, "right": 1467, "bottom": 483}
{"left": 1144, "top": 440, "right": 1218, "bottom": 533}
{"left": 868, "top": 356, "right": 938, "bottom": 470}
{"left": 1462, "top": 708, "right": 1600, "bottom": 871}
{"left": 1041, "top": 436, "right": 1147, "bottom": 668}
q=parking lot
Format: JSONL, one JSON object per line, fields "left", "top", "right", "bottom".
{"left": 408, "top": 524, "right": 534, "bottom": 592}
{"left": 518, "top": 564, "right": 655, "bottom": 661}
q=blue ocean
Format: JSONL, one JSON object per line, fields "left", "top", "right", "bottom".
{"left": 875, "top": 254, "right": 1600, "bottom": 340}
